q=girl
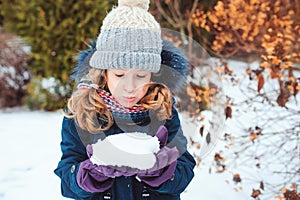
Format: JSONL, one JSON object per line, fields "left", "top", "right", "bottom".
{"left": 55, "top": 0, "right": 195, "bottom": 199}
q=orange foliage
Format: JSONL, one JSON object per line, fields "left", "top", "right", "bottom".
{"left": 275, "top": 185, "right": 300, "bottom": 200}
{"left": 184, "top": 82, "right": 212, "bottom": 116}
{"left": 192, "top": 0, "right": 300, "bottom": 107}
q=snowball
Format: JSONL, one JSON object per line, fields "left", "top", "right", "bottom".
{"left": 90, "top": 132, "right": 160, "bottom": 170}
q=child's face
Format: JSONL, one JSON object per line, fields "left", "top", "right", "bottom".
{"left": 106, "top": 69, "right": 151, "bottom": 108}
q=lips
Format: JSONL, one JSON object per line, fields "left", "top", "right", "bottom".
{"left": 123, "top": 96, "right": 136, "bottom": 102}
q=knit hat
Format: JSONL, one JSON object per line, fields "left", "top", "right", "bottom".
{"left": 89, "top": 0, "right": 162, "bottom": 73}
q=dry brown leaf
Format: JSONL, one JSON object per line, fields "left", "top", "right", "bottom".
{"left": 250, "top": 133, "right": 259, "bottom": 142}
{"left": 290, "top": 183, "right": 297, "bottom": 190}
{"left": 206, "top": 132, "right": 211, "bottom": 144}
{"left": 225, "top": 106, "right": 232, "bottom": 119}
{"left": 260, "top": 61, "right": 270, "bottom": 68}
{"left": 251, "top": 189, "right": 261, "bottom": 198}
{"left": 233, "top": 173, "right": 242, "bottom": 183}
{"left": 199, "top": 125, "right": 204, "bottom": 137}
{"left": 260, "top": 181, "right": 264, "bottom": 190}
{"left": 257, "top": 74, "right": 265, "bottom": 92}
{"left": 274, "top": 194, "right": 284, "bottom": 200}
{"left": 283, "top": 188, "right": 300, "bottom": 200}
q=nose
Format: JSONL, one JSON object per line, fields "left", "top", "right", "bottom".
{"left": 123, "top": 76, "right": 136, "bottom": 93}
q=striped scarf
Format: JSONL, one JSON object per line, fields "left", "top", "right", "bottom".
{"left": 97, "top": 89, "right": 149, "bottom": 121}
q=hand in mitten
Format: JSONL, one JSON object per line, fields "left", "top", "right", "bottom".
{"left": 77, "top": 144, "right": 136, "bottom": 193}
{"left": 137, "top": 126, "right": 179, "bottom": 187}
{"left": 77, "top": 159, "right": 115, "bottom": 193}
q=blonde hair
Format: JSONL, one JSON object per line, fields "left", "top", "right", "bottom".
{"left": 66, "top": 68, "right": 172, "bottom": 134}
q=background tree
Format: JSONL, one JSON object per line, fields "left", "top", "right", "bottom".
{"left": 216, "top": 61, "right": 300, "bottom": 200}
{"left": 191, "top": 0, "right": 300, "bottom": 199}
{"left": 151, "top": 0, "right": 230, "bottom": 169}
{"left": 1, "top": 0, "right": 114, "bottom": 110}
{"left": 151, "top": 0, "right": 224, "bottom": 116}
{"left": 192, "top": 0, "right": 300, "bottom": 106}
{"left": 152, "top": 0, "right": 217, "bottom": 61}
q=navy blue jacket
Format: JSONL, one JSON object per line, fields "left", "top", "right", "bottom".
{"left": 54, "top": 105, "right": 196, "bottom": 200}
{"left": 55, "top": 39, "right": 195, "bottom": 199}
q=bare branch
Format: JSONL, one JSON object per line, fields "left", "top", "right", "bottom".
{"left": 154, "top": 0, "right": 179, "bottom": 28}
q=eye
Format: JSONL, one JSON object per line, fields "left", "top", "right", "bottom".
{"left": 114, "top": 73, "right": 124, "bottom": 78}
{"left": 136, "top": 74, "right": 147, "bottom": 78}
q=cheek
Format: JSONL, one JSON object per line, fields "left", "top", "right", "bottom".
{"left": 107, "top": 77, "right": 118, "bottom": 95}
{"left": 136, "top": 78, "right": 150, "bottom": 98}
{"left": 137, "top": 85, "right": 148, "bottom": 99}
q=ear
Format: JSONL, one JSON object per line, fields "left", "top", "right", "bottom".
{"left": 155, "top": 125, "right": 168, "bottom": 148}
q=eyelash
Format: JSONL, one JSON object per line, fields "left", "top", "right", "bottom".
{"left": 114, "top": 74, "right": 146, "bottom": 78}
{"left": 115, "top": 74, "right": 124, "bottom": 77}
{"left": 137, "top": 75, "right": 146, "bottom": 78}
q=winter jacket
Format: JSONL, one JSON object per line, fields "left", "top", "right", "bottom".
{"left": 54, "top": 39, "right": 195, "bottom": 199}
{"left": 54, "top": 105, "right": 196, "bottom": 200}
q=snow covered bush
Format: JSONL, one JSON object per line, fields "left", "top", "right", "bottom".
{"left": 1, "top": 0, "right": 113, "bottom": 110}
{"left": 24, "top": 77, "right": 70, "bottom": 111}
{"left": 0, "top": 33, "right": 30, "bottom": 108}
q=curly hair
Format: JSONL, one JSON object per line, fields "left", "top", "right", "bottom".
{"left": 66, "top": 68, "right": 173, "bottom": 134}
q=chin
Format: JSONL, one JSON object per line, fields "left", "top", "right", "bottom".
{"left": 120, "top": 101, "right": 136, "bottom": 108}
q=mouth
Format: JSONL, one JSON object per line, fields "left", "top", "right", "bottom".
{"left": 123, "top": 96, "right": 136, "bottom": 102}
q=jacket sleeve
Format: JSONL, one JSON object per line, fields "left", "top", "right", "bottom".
{"left": 152, "top": 106, "right": 196, "bottom": 194}
{"left": 54, "top": 117, "right": 96, "bottom": 199}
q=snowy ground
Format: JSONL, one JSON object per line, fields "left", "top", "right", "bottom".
{"left": 0, "top": 108, "right": 250, "bottom": 200}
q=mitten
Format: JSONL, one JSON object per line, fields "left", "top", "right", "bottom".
{"left": 77, "top": 159, "right": 115, "bottom": 193}
{"left": 137, "top": 125, "right": 179, "bottom": 187}
{"left": 77, "top": 144, "right": 136, "bottom": 193}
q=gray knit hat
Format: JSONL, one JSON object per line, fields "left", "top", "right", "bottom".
{"left": 89, "top": 0, "right": 162, "bottom": 73}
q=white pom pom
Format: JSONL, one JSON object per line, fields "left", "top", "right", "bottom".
{"left": 118, "top": 0, "right": 150, "bottom": 10}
